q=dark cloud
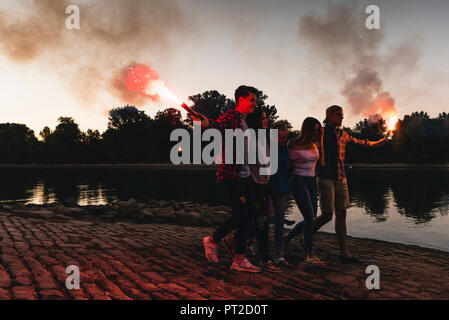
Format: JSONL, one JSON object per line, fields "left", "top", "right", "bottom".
{"left": 0, "top": 0, "right": 192, "bottom": 106}
{"left": 0, "top": 0, "right": 67, "bottom": 62}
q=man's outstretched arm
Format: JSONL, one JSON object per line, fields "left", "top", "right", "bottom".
{"left": 191, "top": 111, "right": 235, "bottom": 130}
{"left": 366, "top": 137, "right": 388, "bottom": 148}
{"left": 366, "top": 131, "right": 390, "bottom": 148}
{"left": 347, "top": 131, "right": 390, "bottom": 148}
{"left": 190, "top": 113, "right": 209, "bottom": 129}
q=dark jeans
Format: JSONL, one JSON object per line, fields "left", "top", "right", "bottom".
{"left": 267, "top": 192, "right": 286, "bottom": 253}
{"left": 288, "top": 175, "right": 318, "bottom": 253}
{"left": 250, "top": 183, "right": 269, "bottom": 262}
{"left": 212, "top": 177, "right": 255, "bottom": 254}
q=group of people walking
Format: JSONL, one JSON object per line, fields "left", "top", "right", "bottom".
{"left": 192, "top": 85, "right": 388, "bottom": 273}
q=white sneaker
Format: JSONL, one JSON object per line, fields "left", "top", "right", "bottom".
{"left": 203, "top": 236, "right": 219, "bottom": 263}
{"left": 230, "top": 257, "right": 261, "bottom": 273}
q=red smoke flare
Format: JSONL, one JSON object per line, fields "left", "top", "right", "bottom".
{"left": 111, "top": 62, "right": 184, "bottom": 106}
{"left": 124, "top": 64, "right": 160, "bottom": 100}
{"left": 111, "top": 62, "right": 193, "bottom": 115}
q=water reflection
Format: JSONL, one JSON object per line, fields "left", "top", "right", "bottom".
{"left": 347, "top": 170, "right": 391, "bottom": 223}
{"left": 1, "top": 167, "right": 448, "bottom": 225}
{"left": 78, "top": 184, "right": 109, "bottom": 206}
{"left": 0, "top": 167, "right": 225, "bottom": 206}
{"left": 347, "top": 168, "right": 449, "bottom": 224}
{"left": 26, "top": 182, "right": 57, "bottom": 204}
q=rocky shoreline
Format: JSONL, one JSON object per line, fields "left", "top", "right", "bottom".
{"left": 0, "top": 199, "right": 232, "bottom": 228}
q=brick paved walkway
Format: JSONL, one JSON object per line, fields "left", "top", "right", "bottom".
{"left": 1, "top": 210, "right": 448, "bottom": 300}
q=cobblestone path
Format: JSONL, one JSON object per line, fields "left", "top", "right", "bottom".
{"left": 1, "top": 211, "right": 448, "bottom": 300}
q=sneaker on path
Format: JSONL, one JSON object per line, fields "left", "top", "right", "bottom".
{"left": 203, "top": 236, "right": 219, "bottom": 263}
{"left": 261, "top": 260, "right": 282, "bottom": 273}
{"left": 305, "top": 256, "right": 326, "bottom": 267}
{"left": 273, "top": 257, "right": 290, "bottom": 268}
{"left": 230, "top": 257, "right": 262, "bottom": 273}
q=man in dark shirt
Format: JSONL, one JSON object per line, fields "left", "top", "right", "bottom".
{"left": 316, "top": 105, "right": 388, "bottom": 261}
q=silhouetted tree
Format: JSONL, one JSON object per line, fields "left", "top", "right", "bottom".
{"left": 353, "top": 115, "right": 387, "bottom": 141}
{"left": 153, "top": 108, "right": 189, "bottom": 162}
{"left": 0, "top": 123, "right": 39, "bottom": 163}
{"left": 102, "top": 106, "right": 153, "bottom": 163}
{"left": 189, "top": 90, "right": 235, "bottom": 120}
{"left": 154, "top": 108, "right": 184, "bottom": 128}
{"left": 343, "top": 115, "right": 387, "bottom": 163}
{"left": 39, "top": 117, "right": 83, "bottom": 163}
{"left": 39, "top": 126, "right": 52, "bottom": 142}
{"left": 438, "top": 112, "right": 449, "bottom": 160}
{"left": 393, "top": 112, "right": 432, "bottom": 163}
{"left": 107, "top": 105, "right": 151, "bottom": 131}
{"left": 80, "top": 129, "right": 104, "bottom": 163}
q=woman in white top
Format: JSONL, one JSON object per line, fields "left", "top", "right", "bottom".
{"left": 286, "top": 117, "right": 325, "bottom": 266}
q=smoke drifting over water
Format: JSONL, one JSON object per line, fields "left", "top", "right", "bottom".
{"left": 298, "top": 4, "right": 419, "bottom": 120}
{"left": 0, "top": 0, "right": 191, "bottom": 107}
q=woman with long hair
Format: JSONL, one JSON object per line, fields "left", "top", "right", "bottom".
{"left": 286, "top": 117, "right": 325, "bottom": 266}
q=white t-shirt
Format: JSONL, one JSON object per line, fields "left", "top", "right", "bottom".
{"left": 240, "top": 118, "right": 251, "bottom": 178}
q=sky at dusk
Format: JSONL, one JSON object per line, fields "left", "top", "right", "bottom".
{"left": 0, "top": 0, "right": 448, "bottom": 136}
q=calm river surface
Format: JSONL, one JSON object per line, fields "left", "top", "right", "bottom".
{"left": 1, "top": 167, "right": 448, "bottom": 252}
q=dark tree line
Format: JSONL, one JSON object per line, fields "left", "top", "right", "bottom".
{"left": 0, "top": 89, "right": 279, "bottom": 164}
{"left": 0, "top": 106, "right": 189, "bottom": 164}
{"left": 1, "top": 88, "right": 448, "bottom": 164}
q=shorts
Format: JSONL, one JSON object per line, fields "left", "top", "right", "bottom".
{"left": 318, "top": 177, "right": 350, "bottom": 213}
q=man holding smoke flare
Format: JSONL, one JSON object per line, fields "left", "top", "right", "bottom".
{"left": 191, "top": 85, "right": 263, "bottom": 273}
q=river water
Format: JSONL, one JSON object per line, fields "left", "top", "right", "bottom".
{"left": 1, "top": 167, "right": 448, "bottom": 252}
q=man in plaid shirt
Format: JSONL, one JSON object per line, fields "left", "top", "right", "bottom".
{"left": 192, "top": 85, "right": 262, "bottom": 272}
{"left": 315, "top": 105, "right": 388, "bottom": 262}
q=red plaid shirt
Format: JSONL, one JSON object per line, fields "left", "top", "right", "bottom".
{"left": 336, "top": 129, "right": 370, "bottom": 179}
{"left": 321, "top": 125, "right": 371, "bottom": 180}
{"left": 208, "top": 109, "right": 243, "bottom": 183}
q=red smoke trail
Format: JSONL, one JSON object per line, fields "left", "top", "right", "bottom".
{"left": 112, "top": 62, "right": 183, "bottom": 105}
{"left": 124, "top": 64, "right": 161, "bottom": 100}
{"left": 112, "top": 62, "right": 197, "bottom": 115}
